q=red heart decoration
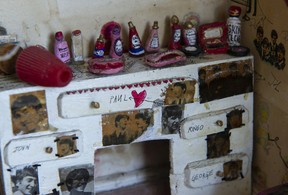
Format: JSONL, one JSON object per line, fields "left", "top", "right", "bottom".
{"left": 131, "top": 90, "right": 147, "bottom": 108}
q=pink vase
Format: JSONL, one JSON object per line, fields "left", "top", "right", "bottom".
{"left": 16, "top": 45, "right": 73, "bottom": 87}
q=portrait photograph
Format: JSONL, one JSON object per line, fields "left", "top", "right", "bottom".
{"left": 59, "top": 164, "right": 94, "bottom": 195}
{"left": 10, "top": 165, "right": 39, "bottom": 195}
{"left": 162, "top": 105, "right": 184, "bottom": 134}
{"left": 56, "top": 134, "right": 78, "bottom": 157}
{"left": 102, "top": 109, "right": 154, "bottom": 146}
{"left": 164, "top": 80, "right": 196, "bottom": 105}
{"left": 10, "top": 90, "right": 49, "bottom": 135}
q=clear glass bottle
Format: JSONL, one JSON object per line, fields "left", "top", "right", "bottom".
{"left": 71, "top": 30, "right": 84, "bottom": 65}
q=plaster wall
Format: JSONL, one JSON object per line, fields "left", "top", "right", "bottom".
{"left": 240, "top": 0, "right": 288, "bottom": 193}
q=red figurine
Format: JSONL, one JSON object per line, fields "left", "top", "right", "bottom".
{"left": 93, "top": 34, "right": 105, "bottom": 58}
{"left": 168, "top": 15, "right": 182, "bottom": 50}
{"left": 128, "top": 21, "right": 145, "bottom": 56}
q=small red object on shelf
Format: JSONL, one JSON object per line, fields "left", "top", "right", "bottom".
{"left": 88, "top": 57, "right": 124, "bottom": 75}
{"left": 128, "top": 21, "right": 145, "bottom": 56}
{"left": 16, "top": 45, "right": 73, "bottom": 87}
{"left": 198, "top": 21, "right": 229, "bottom": 54}
{"left": 168, "top": 15, "right": 182, "bottom": 50}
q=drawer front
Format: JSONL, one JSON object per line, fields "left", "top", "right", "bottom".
{"left": 4, "top": 130, "right": 82, "bottom": 167}
{"left": 198, "top": 59, "right": 253, "bottom": 103}
{"left": 184, "top": 153, "right": 249, "bottom": 188}
{"left": 181, "top": 105, "right": 247, "bottom": 139}
{"left": 58, "top": 78, "right": 196, "bottom": 118}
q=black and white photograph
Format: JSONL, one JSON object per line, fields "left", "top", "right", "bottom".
{"left": 59, "top": 164, "right": 94, "bottom": 195}
{"left": 10, "top": 165, "right": 39, "bottom": 195}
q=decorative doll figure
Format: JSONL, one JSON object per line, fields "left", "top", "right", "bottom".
{"left": 227, "top": 5, "right": 241, "bottom": 46}
{"left": 145, "top": 21, "right": 160, "bottom": 53}
{"left": 109, "top": 24, "right": 123, "bottom": 58}
{"left": 93, "top": 34, "right": 105, "bottom": 58}
{"left": 128, "top": 21, "right": 145, "bottom": 56}
{"left": 168, "top": 15, "right": 182, "bottom": 50}
{"left": 183, "top": 21, "right": 197, "bottom": 47}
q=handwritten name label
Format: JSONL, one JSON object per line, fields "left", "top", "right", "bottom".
{"left": 188, "top": 124, "right": 204, "bottom": 133}
{"left": 12, "top": 144, "right": 30, "bottom": 153}
{"left": 109, "top": 94, "right": 132, "bottom": 104}
{"left": 185, "top": 161, "right": 224, "bottom": 188}
{"left": 191, "top": 169, "right": 213, "bottom": 182}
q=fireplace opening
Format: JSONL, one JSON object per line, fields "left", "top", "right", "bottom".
{"left": 94, "top": 139, "right": 171, "bottom": 195}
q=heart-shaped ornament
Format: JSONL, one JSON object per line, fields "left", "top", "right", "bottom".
{"left": 131, "top": 90, "right": 147, "bottom": 108}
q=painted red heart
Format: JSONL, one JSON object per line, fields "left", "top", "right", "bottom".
{"left": 131, "top": 90, "right": 147, "bottom": 108}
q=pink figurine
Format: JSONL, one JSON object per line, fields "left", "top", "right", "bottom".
{"left": 168, "top": 15, "right": 182, "bottom": 50}
{"left": 109, "top": 24, "right": 123, "bottom": 58}
{"left": 145, "top": 21, "right": 160, "bottom": 53}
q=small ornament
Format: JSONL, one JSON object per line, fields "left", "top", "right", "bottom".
{"left": 71, "top": 30, "right": 84, "bottom": 65}
{"left": 227, "top": 5, "right": 241, "bottom": 46}
{"left": 183, "top": 21, "right": 197, "bottom": 47}
{"left": 109, "top": 24, "right": 123, "bottom": 58}
{"left": 93, "top": 34, "right": 105, "bottom": 58}
{"left": 198, "top": 22, "right": 229, "bottom": 54}
{"left": 145, "top": 21, "right": 160, "bottom": 53}
{"left": 182, "top": 21, "right": 201, "bottom": 56}
{"left": 54, "top": 31, "right": 71, "bottom": 64}
{"left": 128, "top": 21, "right": 145, "bottom": 56}
{"left": 168, "top": 15, "right": 182, "bottom": 50}
{"left": 101, "top": 21, "right": 120, "bottom": 55}
{"left": 88, "top": 57, "right": 124, "bottom": 75}
{"left": 144, "top": 49, "right": 186, "bottom": 68}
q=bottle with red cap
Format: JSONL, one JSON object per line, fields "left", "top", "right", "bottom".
{"left": 54, "top": 31, "right": 71, "bottom": 64}
{"left": 93, "top": 34, "right": 105, "bottom": 58}
{"left": 227, "top": 5, "right": 242, "bottom": 47}
{"left": 145, "top": 21, "right": 160, "bottom": 53}
{"left": 128, "top": 21, "right": 145, "bottom": 56}
{"left": 168, "top": 15, "right": 182, "bottom": 50}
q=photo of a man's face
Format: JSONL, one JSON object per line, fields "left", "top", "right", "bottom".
{"left": 56, "top": 135, "right": 77, "bottom": 157}
{"left": 102, "top": 109, "right": 153, "bottom": 146}
{"left": 162, "top": 105, "right": 184, "bottom": 134}
{"left": 11, "top": 165, "right": 39, "bottom": 195}
{"left": 59, "top": 164, "right": 94, "bottom": 195}
{"left": 10, "top": 91, "right": 49, "bottom": 135}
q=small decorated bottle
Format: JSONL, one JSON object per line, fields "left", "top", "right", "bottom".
{"left": 109, "top": 24, "right": 123, "bottom": 58}
{"left": 93, "top": 34, "right": 105, "bottom": 58}
{"left": 168, "top": 15, "right": 182, "bottom": 50}
{"left": 54, "top": 31, "right": 71, "bottom": 64}
{"left": 128, "top": 21, "right": 145, "bottom": 56}
{"left": 71, "top": 30, "right": 84, "bottom": 65}
{"left": 227, "top": 5, "right": 241, "bottom": 46}
{"left": 145, "top": 21, "right": 160, "bottom": 53}
{"left": 183, "top": 21, "right": 197, "bottom": 47}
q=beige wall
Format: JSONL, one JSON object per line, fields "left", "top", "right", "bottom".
{"left": 0, "top": 0, "right": 227, "bottom": 57}
{"left": 240, "top": 0, "right": 288, "bottom": 193}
